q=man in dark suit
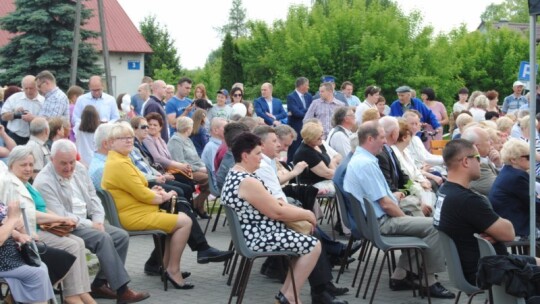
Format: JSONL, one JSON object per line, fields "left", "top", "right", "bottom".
{"left": 254, "top": 82, "right": 287, "bottom": 126}
{"left": 143, "top": 79, "right": 170, "bottom": 142}
{"left": 377, "top": 116, "right": 432, "bottom": 217}
{"left": 286, "top": 77, "right": 312, "bottom": 161}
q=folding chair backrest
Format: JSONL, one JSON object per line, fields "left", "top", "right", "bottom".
{"left": 223, "top": 205, "right": 254, "bottom": 259}
{"left": 362, "top": 198, "right": 387, "bottom": 248}
{"left": 438, "top": 230, "right": 481, "bottom": 294}
{"left": 96, "top": 189, "right": 123, "bottom": 228}
{"left": 474, "top": 233, "right": 497, "bottom": 257}
{"left": 333, "top": 182, "right": 351, "bottom": 229}
{"left": 344, "top": 193, "right": 370, "bottom": 241}
{"left": 431, "top": 140, "right": 449, "bottom": 156}
{"left": 206, "top": 164, "right": 221, "bottom": 198}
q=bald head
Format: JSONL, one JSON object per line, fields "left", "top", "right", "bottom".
{"left": 88, "top": 75, "right": 104, "bottom": 98}
{"left": 461, "top": 127, "right": 491, "bottom": 157}
{"left": 261, "top": 82, "right": 273, "bottom": 99}
{"left": 138, "top": 83, "right": 150, "bottom": 101}
{"left": 21, "top": 75, "right": 38, "bottom": 99}
{"left": 152, "top": 80, "right": 166, "bottom": 99}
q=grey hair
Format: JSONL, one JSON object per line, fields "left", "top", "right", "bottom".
{"left": 94, "top": 123, "right": 114, "bottom": 148}
{"left": 295, "top": 77, "right": 309, "bottom": 88}
{"left": 7, "top": 145, "right": 34, "bottom": 169}
{"left": 29, "top": 117, "right": 49, "bottom": 136}
{"left": 176, "top": 116, "right": 193, "bottom": 133}
{"left": 379, "top": 116, "right": 399, "bottom": 134}
{"left": 210, "top": 117, "right": 227, "bottom": 131}
{"left": 357, "top": 121, "right": 381, "bottom": 145}
{"left": 331, "top": 107, "right": 349, "bottom": 127}
{"left": 461, "top": 126, "right": 484, "bottom": 144}
{"left": 275, "top": 124, "right": 297, "bottom": 140}
{"left": 51, "top": 139, "right": 77, "bottom": 157}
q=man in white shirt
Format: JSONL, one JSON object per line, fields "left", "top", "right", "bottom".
{"left": 73, "top": 75, "right": 119, "bottom": 128}
{"left": 1, "top": 75, "right": 44, "bottom": 144}
{"left": 403, "top": 110, "right": 444, "bottom": 169}
{"left": 327, "top": 107, "right": 355, "bottom": 158}
{"left": 355, "top": 85, "right": 381, "bottom": 124}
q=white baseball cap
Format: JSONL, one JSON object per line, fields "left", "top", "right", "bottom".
{"left": 513, "top": 80, "right": 525, "bottom": 87}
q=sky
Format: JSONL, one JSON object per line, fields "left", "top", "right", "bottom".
{"left": 116, "top": 0, "right": 504, "bottom": 70}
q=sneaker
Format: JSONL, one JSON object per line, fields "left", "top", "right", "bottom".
{"left": 425, "top": 282, "right": 455, "bottom": 299}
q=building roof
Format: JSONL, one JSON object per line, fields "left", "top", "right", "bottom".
{"left": 477, "top": 20, "right": 540, "bottom": 42}
{"left": 0, "top": 0, "right": 152, "bottom": 53}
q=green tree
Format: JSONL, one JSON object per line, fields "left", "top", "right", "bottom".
{"left": 0, "top": 0, "right": 101, "bottom": 88}
{"left": 140, "top": 15, "right": 181, "bottom": 79}
{"left": 219, "top": 0, "right": 248, "bottom": 38}
{"left": 220, "top": 33, "right": 243, "bottom": 90}
{"left": 480, "top": 0, "right": 529, "bottom": 23}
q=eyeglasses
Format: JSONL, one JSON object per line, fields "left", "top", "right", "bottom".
{"left": 233, "top": 94, "right": 243, "bottom": 97}
{"left": 521, "top": 155, "right": 530, "bottom": 160}
{"left": 138, "top": 125, "right": 149, "bottom": 130}
{"left": 115, "top": 136, "right": 134, "bottom": 142}
{"left": 466, "top": 154, "right": 481, "bottom": 162}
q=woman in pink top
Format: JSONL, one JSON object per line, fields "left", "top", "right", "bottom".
{"left": 421, "top": 88, "right": 448, "bottom": 149}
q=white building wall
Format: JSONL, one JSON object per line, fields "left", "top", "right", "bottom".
{"left": 94, "top": 52, "right": 145, "bottom": 98}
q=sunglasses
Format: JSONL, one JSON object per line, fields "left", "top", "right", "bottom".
{"left": 521, "top": 155, "right": 530, "bottom": 160}
{"left": 233, "top": 94, "right": 243, "bottom": 97}
{"left": 466, "top": 154, "right": 481, "bottom": 162}
{"left": 139, "top": 125, "right": 149, "bottom": 130}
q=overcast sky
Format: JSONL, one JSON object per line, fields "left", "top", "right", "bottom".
{"left": 116, "top": 0, "right": 504, "bottom": 70}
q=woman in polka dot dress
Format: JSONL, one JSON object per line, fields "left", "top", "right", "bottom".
{"left": 221, "top": 132, "right": 321, "bottom": 304}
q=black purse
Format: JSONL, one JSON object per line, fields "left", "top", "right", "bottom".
{"left": 159, "top": 196, "right": 191, "bottom": 214}
{"left": 19, "top": 242, "right": 42, "bottom": 267}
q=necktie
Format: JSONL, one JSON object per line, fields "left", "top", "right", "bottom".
{"left": 386, "top": 146, "right": 399, "bottom": 178}
{"left": 300, "top": 94, "right": 306, "bottom": 108}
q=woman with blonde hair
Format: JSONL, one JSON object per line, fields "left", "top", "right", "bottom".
{"left": 193, "top": 83, "right": 212, "bottom": 104}
{"left": 102, "top": 122, "right": 193, "bottom": 289}
{"left": 469, "top": 95, "right": 489, "bottom": 122}
{"left": 190, "top": 109, "right": 208, "bottom": 156}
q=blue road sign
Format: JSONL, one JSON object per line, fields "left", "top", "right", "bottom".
{"left": 128, "top": 60, "right": 140, "bottom": 70}
{"left": 518, "top": 61, "right": 538, "bottom": 81}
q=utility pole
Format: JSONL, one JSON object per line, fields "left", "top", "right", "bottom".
{"left": 97, "top": 0, "right": 113, "bottom": 95}
{"left": 69, "top": 0, "right": 82, "bottom": 86}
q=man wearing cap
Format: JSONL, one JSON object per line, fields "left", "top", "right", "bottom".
{"left": 165, "top": 77, "right": 193, "bottom": 134}
{"left": 207, "top": 89, "right": 232, "bottom": 121}
{"left": 502, "top": 81, "right": 528, "bottom": 115}
{"left": 254, "top": 82, "right": 287, "bottom": 126}
{"left": 313, "top": 75, "right": 347, "bottom": 103}
{"left": 389, "top": 86, "right": 441, "bottom": 135}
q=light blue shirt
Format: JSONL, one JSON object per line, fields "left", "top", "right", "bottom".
{"left": 345, "top": 94, "right": 361, "bottom": 107}
{"left": 73, "top": 92, "right": 119, "bottom": 127}
{"left": 88, "top": 152, "right": 106, "bottom": 191}
{"left": 343, "top": 146, "right": 398, "bottom": 218}
{"left": 502, "top": 94, "right": 528, "bottom": 114}
{"left": 201, "top": 136, "right": 222, "bottom": 180}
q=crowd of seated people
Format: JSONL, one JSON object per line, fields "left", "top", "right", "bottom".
{"left": 2, "top": 72, "right": 540, "bottom": 303}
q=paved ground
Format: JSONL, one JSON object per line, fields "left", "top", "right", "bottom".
{"left": 86, "top": 215, "right": 487, "bottom": 304}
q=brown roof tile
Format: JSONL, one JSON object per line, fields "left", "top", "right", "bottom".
{"left": 0, "top": 0, "right": 152, "bottom": 53}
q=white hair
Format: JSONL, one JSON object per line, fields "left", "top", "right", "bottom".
{"left": 379, "top": 116, "right": 399, "bottom": 134}
{"left": 94, "top": 123, "right": 114, "bottom": 149}
{"left": 7, "top": 146, "right": 33, "bottom": 169}
{"left": 51, "top": 139, "right": 77, "bottom": 157}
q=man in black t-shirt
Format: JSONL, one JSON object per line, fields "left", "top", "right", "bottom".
{"left": 434, "top": 139, "right": 527, "bottom": 284}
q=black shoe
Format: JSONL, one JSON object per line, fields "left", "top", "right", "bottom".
{"left": 275, "top": 291, "right": 289, "bottom": 304}
{"left": 144, "top": 264, "right": 161, "bottom": 276}
{"left": 164, "top": 271, "right": 194, "bottom": 290}
{"left": 262, "top": 267, "right": 286, "bottom": 282}
{"left": 330, "top": 256, "right": 355, "bottom": 267}
{"left": 195, "top": 209, "right": 211, "bottom": 219}
{"left": 348, "top": 241, "right": 362, "bottom": 257}
{"left": 425, "top": 282, "right": 455, "bottom": 299}
{"left": 144, "top": 264, "right": 190, "bottom": 279}
{"left": 197, "top": 247, "right": 234, "bottom": 264}
{"left": 311, "top": 290, "right": 348, "bottom": 304}
{"left": 389, "top": 277, "right": 419, "bottom": 291}
{"left": 326, "top": 282, "right": 349, "bottom": 296}
{"left": 334, "top": 223, "right": 345, "bottom": 236}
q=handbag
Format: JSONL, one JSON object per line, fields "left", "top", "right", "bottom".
{"left": 159, "top": 195, "right": 177, "bottom": 214}
{"left": 167, "top": 167, "right": 193, "bottom": 180}
{"left": 284, "top": 220, "right": 312, "bottom": 235}
{"left": 19, "top": 242, "right": 42, "bottom": 267}
{"left": 40, "top": 222, "right": 75, "bottom": 237}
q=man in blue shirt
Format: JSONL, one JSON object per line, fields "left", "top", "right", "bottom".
{"left": 389, "top": 86, "right": 441, "bottom": 136}
{"left": 502, "top": 80, "right": 528, "bottom": 114}
{"left": 343, "top": 121, "right": 454, "bottom": 299}
{"left": 165, "top": 77, "right": 193, "bottom": 135}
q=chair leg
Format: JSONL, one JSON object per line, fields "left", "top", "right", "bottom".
{"left": 368, "top": 252, "right": 389, "bottom": 304}
{"left": 351, "top": 239, "right": 369, "bottom": 288}
{"left": 212, "top": 204, "right": 223, "bottom": 232}
{"left": 455, "top": 290, "right": 462, "bottom": 304}
{"left": 204, "top": 198, "right": 219, "bottom": 235}
{"left": 357, "top": 243, "right": 376, "bottom": 295}
{"left": 361, "top": 245, "right": 381, "bottom": 299}
{"left": 152, "top": 234, "right": 167, "bottom": 291}
{"left": 227, "top": 253, "right": 240, "bottom": 286}
{"left": 406, "top": 249, "right": 416, "bottom": 298}
{"left": 236, "top": 259, "right": 254, "bottom": 304}
{"left": 286, "top": 256, "right": 299, "bottom": 304}
{"left": 223, "top": 240, "right": 234, "bottom": 276}
{"left": 229, "top": 256, "right": 246, "bottom": 304}
{"left": 418, "top": 250, "right": 431, "bottom": 304}
{"left": 336, "top": 236, "right": 354, "bottom": 283}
